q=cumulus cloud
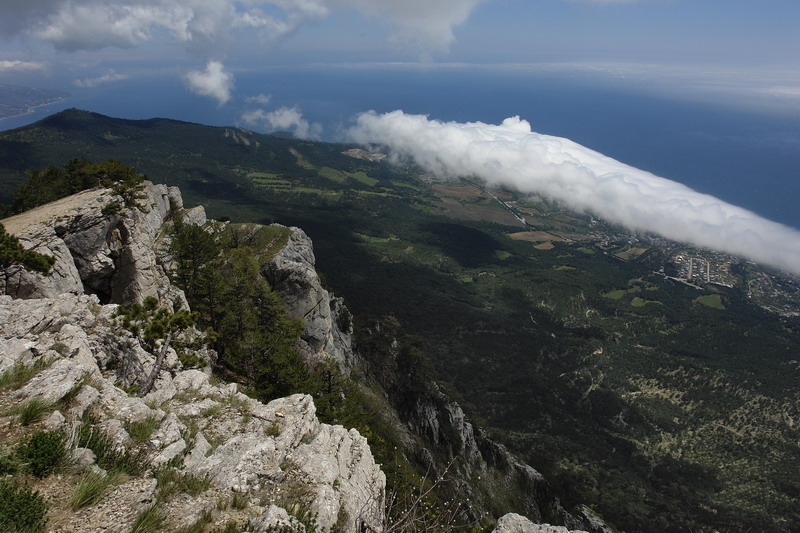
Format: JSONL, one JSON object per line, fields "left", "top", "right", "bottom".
{"left": 184, "top": 60, "right": 234, "bottom": 105}
{"left": 73, "top": 70, "right": 129, "bottom": 88}
{"left": 349, "top": 111, "right": 800, "bottom": 275}
{"left": 3, "top": 0, "right": 486, "bottom": 55}
{"left": 335, "top": 0, "right": 489, "bottom": 54}
{"left": 241, "top": 105, "right": 322, "bottom": 139}
{"left": 0, "top": 60, "right": 45, "bottom": 71}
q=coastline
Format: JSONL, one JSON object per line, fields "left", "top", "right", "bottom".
{"left": 0, "top": 96, "right": 69, "bottom": 121}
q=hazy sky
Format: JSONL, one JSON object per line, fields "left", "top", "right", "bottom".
{"left": 1, "top": 0, "right": 799, "bottom": 110}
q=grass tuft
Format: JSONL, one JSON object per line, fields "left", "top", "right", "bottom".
{"left": 69, "top": 470, "right": 122, "bottom": 510}
{"left": 0, "top": 359, "right": 51, "bottom": 391}
{"left": 126, "top": 416, "right": 163, "bottom": 443}
{"left": 154, "top": 466, "right": 211, "bottom": 499}
{"left": 130, "top": 501, "right": 167, "bottom": 533}
{"left": 76, "top": 423, "right": 149, "bottom": 476}
{"left": 16, "top": 397, "right": 54, "bottom": 426}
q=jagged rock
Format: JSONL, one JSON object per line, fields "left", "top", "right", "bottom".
{"left": 267, "top": 226, "right": 356, "bottom": 372}
{"left": 44, "top": 409, "right": 66, "bottom": 430}
{"left": 0, "top": 286, "right": 385, "bottom": 533}
{"left": 1, "top": 182, "right": 197, "bottom": 307}
{"left": 493, "top": 513, "right": 589, "bottom": 533}
{"left": 251, "top": 505, "right": 305, "bottom": 533}
{"left": 70, "top": 447, "right": 98, "bottom": 471}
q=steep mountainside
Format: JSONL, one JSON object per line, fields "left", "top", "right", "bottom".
{"left": 2, "top": 110, "right": 799, "bottom": 532}
{"left": 1, "top": 180, "right": 601, "bottom": 532}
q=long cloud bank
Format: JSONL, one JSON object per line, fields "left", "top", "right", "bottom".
{"left": 349, "top": 111, "right": 800, "bottom": 275}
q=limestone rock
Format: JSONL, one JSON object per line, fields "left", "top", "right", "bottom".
{"left": 493, "top": 513, "right": 589, "bottom": 533}
{"left": 0, "top": 289, "right": 386, "bottom": 533}
{"left": 1, "top": 182, "right": 200, "bottom": 307}
{"left": 266, "top": 226, "right": 355, "bottom": 372}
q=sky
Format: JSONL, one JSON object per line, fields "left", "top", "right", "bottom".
{"left": 1, "top": 0, "right": 799, "bottom": 109}
{"left": 1, "top": 0, "right": 800, "bottom": 274}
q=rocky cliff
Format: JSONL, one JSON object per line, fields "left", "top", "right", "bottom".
{"left": 1, "top": 181, "right": 606, "bottom": 533}
{"left": 0, "top": 184, "right": 384, "bottom": 532}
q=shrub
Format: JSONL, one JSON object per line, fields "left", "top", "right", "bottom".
{"left": 17, "top": 430, "right": 65, "bottom": 477}
{"left": 0, "top": 478, "right": 47, "bottom": 532}
{"left": 0, "top": 447, "right": 19, "bottom": 475}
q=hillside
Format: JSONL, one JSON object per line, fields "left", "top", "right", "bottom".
{"left": 2, "top": 110, "right": 800, "bottom": 532}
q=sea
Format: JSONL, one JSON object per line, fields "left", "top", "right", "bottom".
{"left": 2, "top": 65, "right": 799, "bottom": 230}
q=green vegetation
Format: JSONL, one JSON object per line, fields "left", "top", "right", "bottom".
{"left": 15, "top": 397, "right": 54, "bottom": 426}
{"left": 125, "top": 415, "right": 163, "bottom": 442}
{"left": 0, "top": 223, "right": 55, "bottom": 290}
{"left": 0, "top": 478, "right": 47, "bottom": 532}
{"left": 8, "top": 157, "right": 146, "bottom": 214}
{"left": 17, "top": 430, "right": 65, "bottom": 477}
{"left": 76, "top": 421, "right": 149, "bottom": 476}
{"left": 695, "top": 293, "right": 725, "bottom": 309}
{"left": 115, "top": 296, "right": 201, "bottom": 395}
{"left": 0, "top": 359, "right": 50, "bottom": 391}
{"left": 69, "top": 470, "right": 122, "bottom": 510}
{"left": 2, "top": 110, "right": 799, "bottom": 532}
{"left": 130, "top": 501, "right": 167, "bottom": 533}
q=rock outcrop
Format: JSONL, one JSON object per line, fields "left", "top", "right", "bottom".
{"left": 493, "top": 513, "right": 589, "bottom": 533}
{"left": 0, "top": 184, "right": 384, "bottom": 532}
{"left": 0, "top": 292, "right": 385, "bottom": 532}
{"left": 1, "top": 182, "right": 185, "bottom": 307}
{"left": 267, "top": 227, "right": 356, "bottom": 373}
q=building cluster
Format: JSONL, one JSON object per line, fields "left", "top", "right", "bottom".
{"left": 671, "top": 252, "right": 735, "bottom": 286}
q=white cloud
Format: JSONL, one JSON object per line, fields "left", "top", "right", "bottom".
{"left": 241, "top": 105, "right": 322, "bottom": 139}
{"left": 334, "top": 0, "right": 489, "bottom": 55}
{"left": 349, "top": 110, "right": 800, "bottom": 275}
{"left": 0, "top": 60, "right": 45, "bottom": 71}
{"left": 184, "top": 60, "right": 234, "bottom": 105}
{"left": 73, "top": 70, "right": 129, "bottom": 88}
{"left": 246, "top": 93, "right": 272, "bottom": 105}
{"left": 4, "top": 0, "right": 487, "bottom": 56}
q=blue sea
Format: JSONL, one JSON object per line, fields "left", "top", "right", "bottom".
{"left": 3, "top": 65, "right": 799, "bottom": 229}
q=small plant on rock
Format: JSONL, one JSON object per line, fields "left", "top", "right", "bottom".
{"left": 17, "top": 430, "right": 65, "bottom": 477}
{"left": 16, "top": 396, "right": 54, "bottom": 426}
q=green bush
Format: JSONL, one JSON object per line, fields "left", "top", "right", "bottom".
{"left": 0, "top": 447, "right": 19, "bottom": 475}
{"left": 0, "top": 478, "right": 47, "bottom": 532}
{"left": 17, "top": 430, "right": 65, "bottom": 477}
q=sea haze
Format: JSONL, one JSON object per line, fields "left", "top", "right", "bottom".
{"left": 2, "top": 65, "right": 799, "bottom": 229}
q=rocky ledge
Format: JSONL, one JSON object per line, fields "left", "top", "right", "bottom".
{"left": 0, "top": 292, "right": 385, "bottom": 532}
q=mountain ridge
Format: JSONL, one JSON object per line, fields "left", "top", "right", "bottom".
{"left": 2, "top": 109, "right": 799, "bottom": 531}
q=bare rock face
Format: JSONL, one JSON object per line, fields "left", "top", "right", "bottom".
{"left": 1, "top": 182, "right": 189, "bottom": 306}
{"left": 0, "top": 292, "right": 385, "bottom": 533}
{"left": 493, "top": 513, "right": 589, "bottom": 533}
{"left": 266, "top": 226, "right": 356, "bottom": 372}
